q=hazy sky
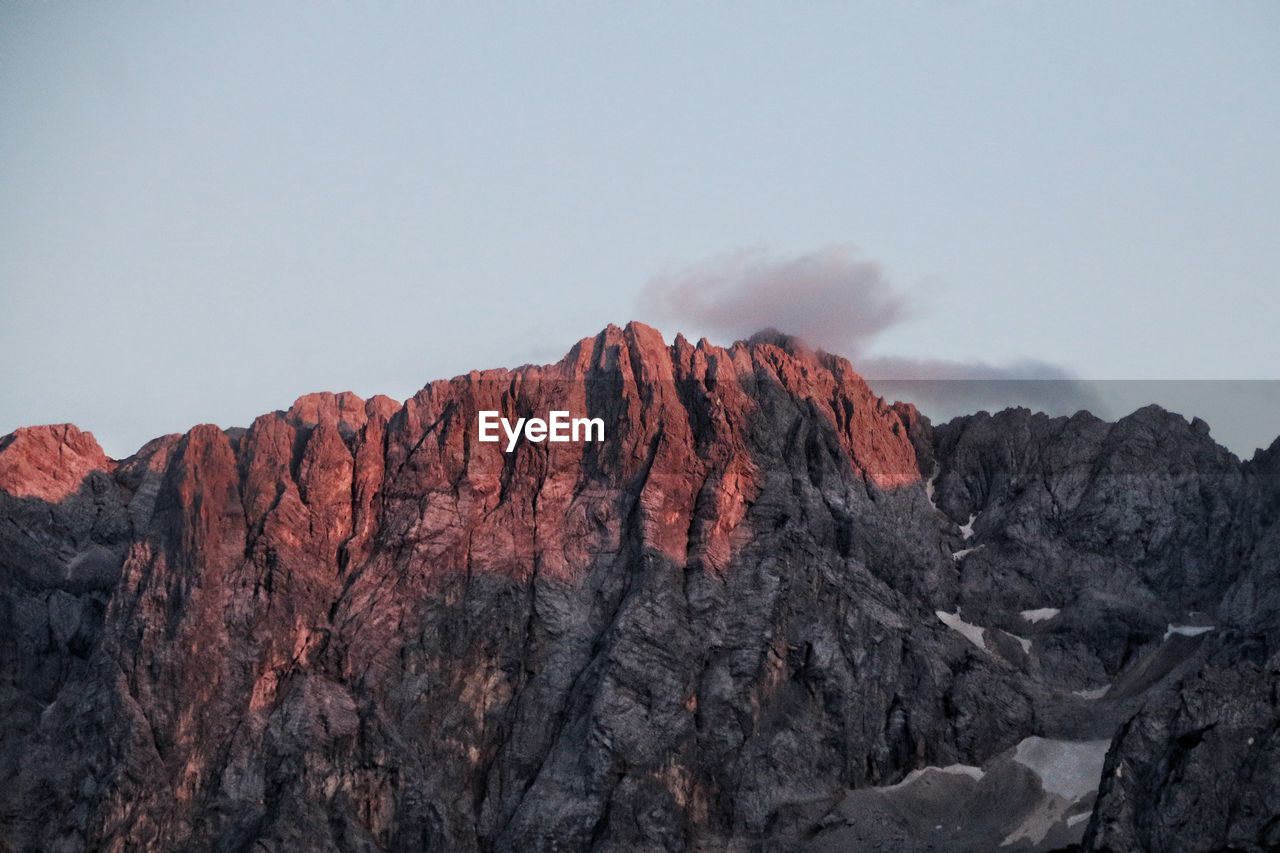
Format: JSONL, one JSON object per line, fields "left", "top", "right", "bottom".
{"left": 2, "top": 2, "right": 1278, "bottom": 457}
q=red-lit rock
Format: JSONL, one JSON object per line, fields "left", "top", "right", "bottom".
{"left": 0, "top": 325, "right": 1271, "bottom": 853}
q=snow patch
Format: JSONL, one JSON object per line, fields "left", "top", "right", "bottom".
{"left": 959, "top": 513, "right": 977, "bottom": 540}
{"left": 1012, "top": 737, "right": 1110, "bottom": 800}
{"left": 1000, "top": 741, "right": 1108, "bottom": 846}
{"left": 1001, "top": 797, "right": 1070, "bottom": 848}
{"left": 925, "top": 467, "right": 939, "bottom": 510}
{"left": 1020, "top": 607, "right": 1059, "bottom": 623}
{"left": 882, "top": 763, "right": 985, "bottom": 791}
{"left": 1164, "top": 624, "right": 1214, "bottom": 641}
{"left": 937, "top": 610, "right": 986, "bottom": 650}
{"left": 1067, "top": 812, "right": 1090, "bottom": 828}
{"left": 1072, "top": 685, "right": 1110, "bottom": 700}
{"left": 952, "top": 546, "right": 982, "bottom": 562}
{"left": 1006, "top": 632, "right": 1032, "bottom": 655}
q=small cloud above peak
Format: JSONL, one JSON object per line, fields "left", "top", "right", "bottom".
{"left": 640, "top": 244, "right": 1088, "bottom": 385}
{"left": 641, "top": 245, "right": 910, "bottom": 357}
{"left": 639, "top": 243, "right": 1116, "bottom": 427}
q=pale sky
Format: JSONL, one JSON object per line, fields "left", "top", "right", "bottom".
{"left": 2, "top": 2, "right": 1278, "bottom": 457}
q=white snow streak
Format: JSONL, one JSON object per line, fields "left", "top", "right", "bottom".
{"left": 936, "top": 610, "right": 987, "bottom": 650}
{"left": 1012, "top": 737, "right": 1110, "bottom": 800}
{"left": 881, "top": 763, "right": 986, "bottom": 791}
{"left": 1164, "top": 624, "right": 1214, "bottom": 641}
{"left": 1020, "top": 608, "right": 1060, "bottom": 623}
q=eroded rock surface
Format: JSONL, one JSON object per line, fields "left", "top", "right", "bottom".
{"left": 0, "top": 323, "right": 1276, "bottom": 852}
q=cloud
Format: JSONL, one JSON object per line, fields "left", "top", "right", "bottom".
{"left": 641, "top": 244, "right": 1107, "bottom": 419}
{"left": 641, "top": 245, "right": 910, "bottom": 355}
{"left": 854, "top": 356, "right": 1078, "bottom": 381}
{"left": 863, "top": 375, "right": 1109, "bottom": 423}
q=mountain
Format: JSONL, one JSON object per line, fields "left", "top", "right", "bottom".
{"left": 1, "top": 322, "right": 1276, "bottom": 852}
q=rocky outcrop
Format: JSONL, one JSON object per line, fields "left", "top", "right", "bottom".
{"left": 0, "top": 323, "right": 1275, "bottom": 852}
{"left": 0, "top": 424, "right": 111, "bottom": 502}
{"left": 1086, "top": 641, "right": 1280, "bottom": 853}
{"left": 1083, "top": 437, "right": 1280, "bottom": 852}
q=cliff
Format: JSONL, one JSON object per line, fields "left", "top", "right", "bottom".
{"left": 1, "top": 323, "right": 1276, "bottom": 852}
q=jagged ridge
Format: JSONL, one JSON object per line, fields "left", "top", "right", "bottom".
{"left": 1, "top": 322, "right": 1277, "bottom": 852}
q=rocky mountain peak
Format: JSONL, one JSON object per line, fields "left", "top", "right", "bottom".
{"left": 0, "top": 325, "right": 1276, "bottom": 853}
{"left": 0, "top": 422, "right": 111, "bottom": 502}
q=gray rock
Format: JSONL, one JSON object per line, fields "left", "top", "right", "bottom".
{"left": 0, "top": 326, "right": 1275, "bottom": 852}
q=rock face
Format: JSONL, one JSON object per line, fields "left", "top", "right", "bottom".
{"left": 0, "top": 424, "right": 111, "bottom": 502}
{"left": 1084, "top": 436, "right": 1280, "bottom": 853}
{"left": 0, "top": 322, "right": 1276, "bottom": 852}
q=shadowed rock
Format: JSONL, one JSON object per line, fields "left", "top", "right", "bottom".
{"left": 0, "top": 324, "right": 1276, "bottom": 852}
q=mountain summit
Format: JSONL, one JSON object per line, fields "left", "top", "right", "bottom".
{"left": 1, "top": 323, "right": 1277, "bottom": 852}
